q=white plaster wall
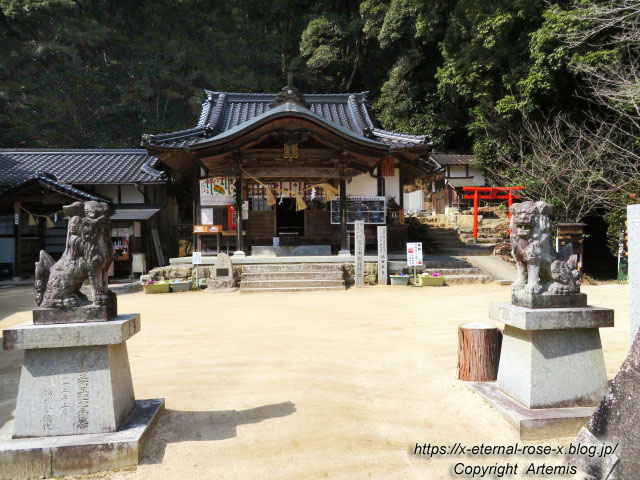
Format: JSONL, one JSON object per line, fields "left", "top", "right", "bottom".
{"left": 347, "top": 173, "right": 377, "bottom": 196}
{"left": 385, "top": 168, "right": 401, "bottom": 202}
{"left": 94, "top": 185, "right": 118, "bottom": 203}
{"left": 447, "top": 165, "right": 485, "bottom": 186}
{"left": 120, "top": 185, "right": 144, "bottom": 203}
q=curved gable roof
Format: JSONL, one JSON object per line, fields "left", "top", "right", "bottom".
{"left": 144, "top": 88, "right": 431, "bottom": 152}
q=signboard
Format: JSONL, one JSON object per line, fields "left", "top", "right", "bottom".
{"left": 192, "top": 251, "right": 202, "bottom": 265}
{"left": 381, "top": 157, "right": 395, "bottom": 177}
{"left": 201, "top": 207, "right": 214, "bottom": 225}
{"left": 193, "top": 225, "right": 223, "bottom": 233}
{"left": 354, "top": 220, "right": 365, "bottom": 286}
{"left": 330, "top": 196, "right": 386, "bottom": 225}
{"left": 406, "top": 242, "right": 423, "bottom": 267}
{"left": 200, "top": 177, "right": 235, "bottom": 206}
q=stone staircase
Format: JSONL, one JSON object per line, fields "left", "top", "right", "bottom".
{"left": 418, "top": 215, "right": 504, "bottom": 255}
{"left": 239, "top": 264, "right": 346, "bottom": 293}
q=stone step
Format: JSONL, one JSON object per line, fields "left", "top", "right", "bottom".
{"left": 240, "top": 286, "right": 347, "bottom": 293}
{"left": 423, "top": 268, "right": 484, "bottom": 275}
{"left": 242, "top": 271, "right": 344, "bottom": 281}
{"left": 242, "top": 263, "right": 342, "bottom": 274}
{"left": 443, "top": 274, "right": 493, "bottom": 285}
{"left": 240, "top": 279, "right": 345, "bottom": 289}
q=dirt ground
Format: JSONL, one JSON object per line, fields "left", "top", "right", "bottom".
{"left": 0, "top": 283, "right": 631, "bottom": 480}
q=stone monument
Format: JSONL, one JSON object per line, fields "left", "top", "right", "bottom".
{"left": 377, "top": 226, "right": 388, "bottom": 285}
{"left": 354, "top": 220, "right": 365, "bottom": 286}
{"left": 470, "top": 201, "right": 613, "bottom": 439}
{"left": 205, "top": 252, "right": 237, "bottom": 292}
{"left": 565, "top": 330, "right": 640, "bottom": 479}
{"left": 0, "top": 201, "right": 164, "bottom": 478}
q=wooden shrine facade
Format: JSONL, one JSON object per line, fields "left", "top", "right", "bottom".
{"left": 144, "top": 86, "right": 442, "bottom": 254}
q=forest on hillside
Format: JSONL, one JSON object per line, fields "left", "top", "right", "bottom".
{"left": 1, "top": 0, "right": 639, "bottom": 250}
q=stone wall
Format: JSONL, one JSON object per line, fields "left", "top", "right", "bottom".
{"left": 343, "top": 263, "right": 378, "bottom": 285}
{"left": 148, "top": 265, "right": 242, "bottom": 286}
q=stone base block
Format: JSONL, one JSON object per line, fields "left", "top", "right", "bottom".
{"left": 489, "top": 303, "right": 614, "bottom": 330}
{"left": 33, "top": 290, "right": 117, "bottom": 324}
{"left": 12, "top": 341, "right": 136, "bottom": 438}
{"left": 3, "top": 314, "right": 140, "bottom": 350}
{"left": 469, "top": 382, "right": 594, "bottom": 439}
{"left": 511, "top": 289, "right": 587, "bottom": 309}
{"left": 497, "top": 324, "right": 608, "bottom": 409}
{"left": 0, "top": 399, "right": 164, "bottom": 479}
{"left": 206, "top": 278, "right": 235, "bottom": 289}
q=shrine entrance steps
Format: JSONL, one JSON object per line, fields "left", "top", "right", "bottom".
{"left": 239, "top": 263, "right": 346, "bottom": 293}
{"left": 388, "top": 257, "right": 493, "bottom": 285}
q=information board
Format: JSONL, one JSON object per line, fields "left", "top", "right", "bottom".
{"left": 406, "top": 242, "right": 423, "bottom": 267}
{"left": 192, "top": 251, "right": 202, "bottom": 265}
{"left": 200, "top": 177, "right": 235, "bottom": 206}
{"left": 330, "top": 196, "right": 386, "bottom": 225}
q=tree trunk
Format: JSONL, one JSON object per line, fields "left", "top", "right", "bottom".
{"left": 457, "top": 323, "right": 502, "bottom": 382}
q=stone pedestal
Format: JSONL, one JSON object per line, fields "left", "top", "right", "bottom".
{"left": 1, "top": 314, "right": 164, "bottom": 477}
{"left": 470, "top": 301, "right": 614, "bottom": 438}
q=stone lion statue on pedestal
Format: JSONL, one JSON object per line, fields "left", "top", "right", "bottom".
{"left": 510, "top": 201, "right": 580, "bottom": 296}
{"left": 34, "top": 201, "right": 114, "bottom": 309}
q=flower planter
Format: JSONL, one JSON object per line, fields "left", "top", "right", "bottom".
{"left": 170, "top": 280, "right": 192, "bottom": 293}
{"left": 418, "top": 276, "right": 445, "bottom": 287}
{"left": 143, "top": 282, "right": 170, "bottom": 294}
{"left": 389, "top": 275, "right": 410, "bottom": 286}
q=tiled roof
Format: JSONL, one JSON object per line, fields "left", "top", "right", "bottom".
{"left": 145, "top": 89, "right": 431, "bottom": 151}
{"left": 0, "top": 149, "right": 167, "bottom": 186}
{"left": 0, "top": 174, "right": 111, "bottom": 203}
{"left": 429, "top": 153, "right": 474, "bottom": 166}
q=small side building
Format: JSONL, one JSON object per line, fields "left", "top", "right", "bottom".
{"left": 428, "top": 153, "right": 485, "bottom": 214}
{"left": 0, "top": 149, "right": 176, "bottom": 279}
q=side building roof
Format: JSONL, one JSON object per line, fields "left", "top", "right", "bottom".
{"left": 0, "top": 149, "right": 167, "bottom": 192}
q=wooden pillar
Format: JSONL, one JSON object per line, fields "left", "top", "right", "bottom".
{"left": 398, "top": 165, "right": 404, "bottom": 208}
{"left": 339, "top": 167, "right": 349, "bottom": 255}
{"left": 13, "top": 201, "right": 21, "bottom": 279}
{"left": 192, "top": 179, "right": 198, "bottom": 255}
{"left": 235, "top": 168, "right": 244, "bottom": 255}
{"left": 376, "top": 166, "right": 384, "bottom": 196}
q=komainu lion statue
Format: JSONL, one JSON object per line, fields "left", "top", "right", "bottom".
{"left": 35, "top": 201, "right": 114, "bottom": 308}
{"left": 510, "top": 201, "right": 580, "bottom": 295}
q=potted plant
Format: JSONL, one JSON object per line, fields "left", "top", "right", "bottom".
{"left": 170, "top": 277, "right": 193, "bottom": 292}
{"left": 389, "top": 273, "right": 410, "bottom": 286}
{"left": 143, "top": 279, "right": 170, "bottom": 294}
{"left": 418, "top": 272, "right": 445, "bottom": 287}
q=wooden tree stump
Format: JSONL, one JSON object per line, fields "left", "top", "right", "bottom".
{"left": 457, "top": 322, "right": 502, "bottom": 381}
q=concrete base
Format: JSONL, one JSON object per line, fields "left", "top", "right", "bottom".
{"left": 497, "top": 324, "right": 608, "bottom": 408}
{"left": 252, "top": 245, "right": 332, "bottom": 257}
{"left": 0, "top": 398, "right": 164, "bottom": 479}
{"left": 469, "top": 382, "right": 594, "bottom": 439}
{"left": 12, "top": 342, "right": 136, "bottom": 438}
{"left": 232, "top": 251, "right": 246, "bottom": 258}
{"left": 338, "top": 249, "right": 350, "bottom": 257}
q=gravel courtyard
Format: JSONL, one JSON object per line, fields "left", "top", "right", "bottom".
{"left": 0, "top": 283, "right": 631, "bottom": 479}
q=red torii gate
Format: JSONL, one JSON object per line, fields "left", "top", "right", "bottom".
{"left": 462, "top": 186, "right": 524, "bottom": 243}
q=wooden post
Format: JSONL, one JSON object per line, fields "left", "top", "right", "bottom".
{"left": 339, "top": 167, "right": 349, "bottom": 255}
{"left": 457, "top": 323, "right": 502, "bottom": 381}
{"left": 235, "top": 169, "right": 244, "bottom": 254}
{"left": 507, "top": 190, "right": 513, "bottom": 235}
{"left": 13, "top": 201, "right": 20, "bottom": 279}
{"left": 376, "top": 166, "right": 384, "bottom": 196}
{"left": 472, "top": 190, "right": 479, "bottom": 244}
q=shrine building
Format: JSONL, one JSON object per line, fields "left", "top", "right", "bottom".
{"left": 143, "top": 85, "right": 442, "bottom": 256}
